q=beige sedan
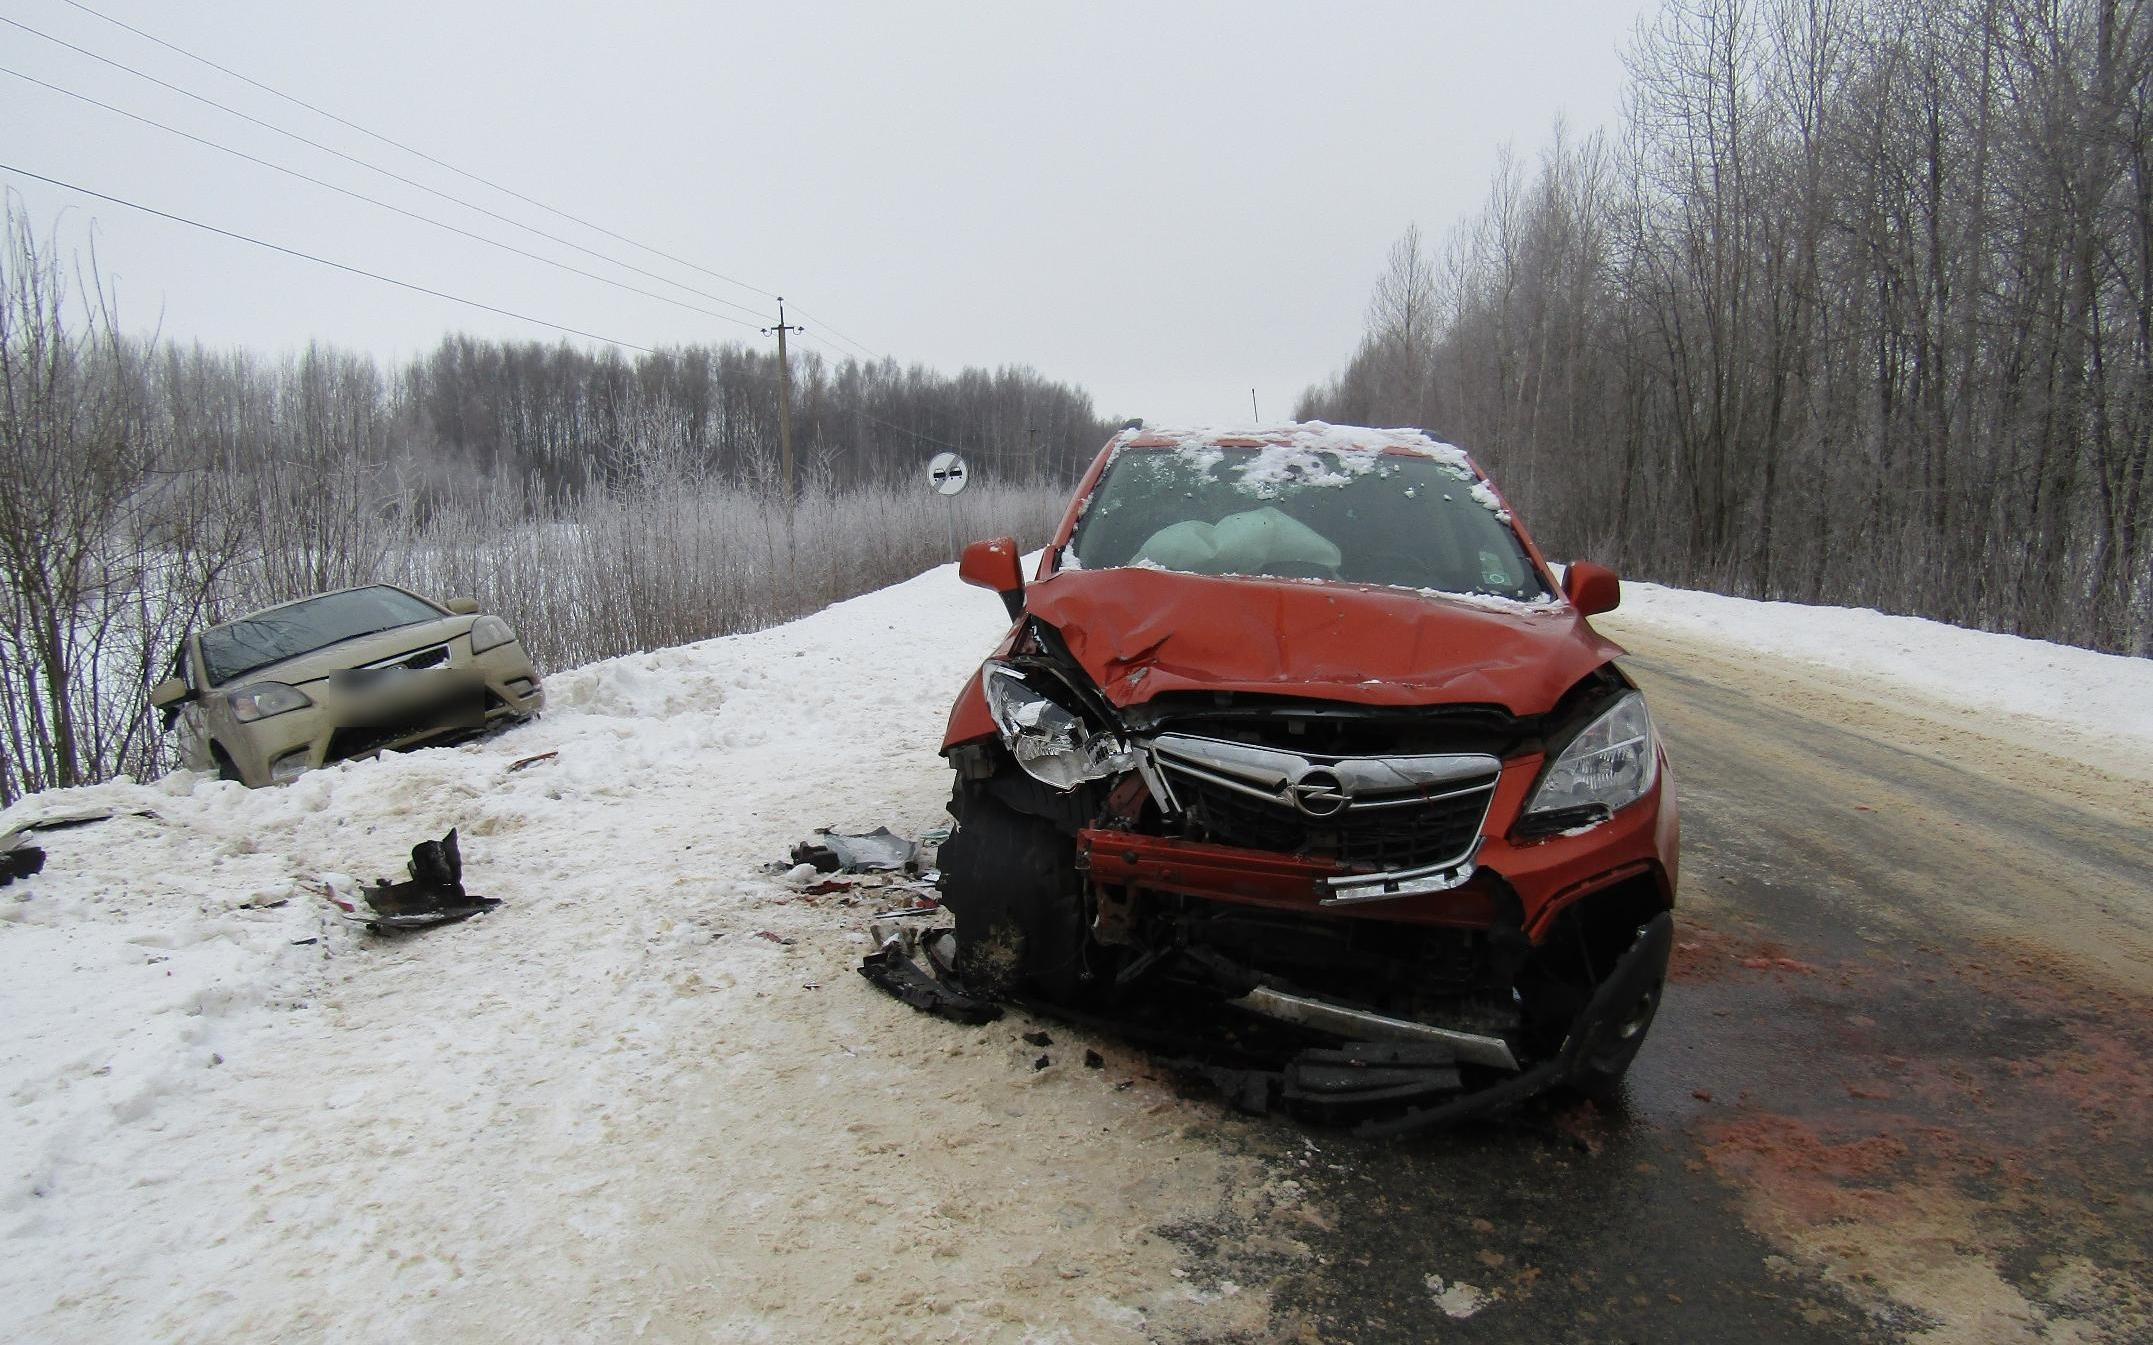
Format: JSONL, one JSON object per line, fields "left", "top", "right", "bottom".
{"left": 152, "top": 584, "right": 544, "bottom": 787}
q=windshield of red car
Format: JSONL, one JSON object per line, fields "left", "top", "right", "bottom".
{"left": 1064, "top": 446, "right": 1552, "bottom": 602}
{"left": 200, "top": 586, "right": 444, "bottom": 685}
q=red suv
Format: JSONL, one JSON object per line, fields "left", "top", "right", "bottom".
{"left": 939, "top": 424, "right": 1677, "bottom": 1127}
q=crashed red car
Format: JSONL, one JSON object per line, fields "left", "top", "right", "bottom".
{"left": 937, "top": 424, "right": 1677, "bottom": 1129}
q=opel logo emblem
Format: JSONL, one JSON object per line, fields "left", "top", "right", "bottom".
{"left": 1288, "top": 768, "right": 1349, "bottom": 817}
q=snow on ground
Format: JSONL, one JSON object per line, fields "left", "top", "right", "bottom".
{"left": 1, "top": 564, "right": 1293, "bottom": 1344}
{"left": 6, "top": 558, "right": 2147, "bottom": 1342}
{"left": 1608, "top": 580, "right": 2153, "bottom": 768}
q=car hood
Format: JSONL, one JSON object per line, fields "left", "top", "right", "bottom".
{"left": 1024, "top": 568, "right": 1623, "bottom": 717}
{"left": 215, "top": 616, "right": 478, "bottom": 689}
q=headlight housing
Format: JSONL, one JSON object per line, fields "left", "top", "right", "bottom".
{"left": 469, "top": 615, "right": 516, "bottom": 654}
{"left": 1521, "top": 690, "right": 1658, "bottom": 830}
{"left": 228, "top": 682, "right": 313, "bottom": 723}
{"left": 981, "top": 661, "right": 1134, "bottom": 791}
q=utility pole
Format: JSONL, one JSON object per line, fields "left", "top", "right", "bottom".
{"left": 762, "top": 297, "right": 805, "bottom": 505}
{"left": 1250, "top": 387, "right": 1260, "bottom": 422}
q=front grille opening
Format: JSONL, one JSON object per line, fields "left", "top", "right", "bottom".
{"left": 1165, "top": 765, "right": 1497, "bottom": 869}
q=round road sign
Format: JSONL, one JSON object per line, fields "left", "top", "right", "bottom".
{"left": 928, "top": 451, "right": 970, "bottom": 497}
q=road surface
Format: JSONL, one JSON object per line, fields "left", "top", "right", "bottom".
{"left": 1224, "top": 620, "right": 2153, "bottom": 1343}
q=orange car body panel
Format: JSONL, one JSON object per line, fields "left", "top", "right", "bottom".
{"left": 941, "top": 431, "right": 1678, "bottom": 941}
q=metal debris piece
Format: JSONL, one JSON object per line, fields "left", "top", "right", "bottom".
{"left": 790, "top": 827, "right": 920, "bottom": 874}
{"left": 354, "top": 829, "right": 501, "bottom": 930}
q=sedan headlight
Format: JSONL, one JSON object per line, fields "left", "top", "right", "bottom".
{"left": 982, "top": 661, "right": 1135, "bottom": 791}
{"left": 469, "top": 615, "right": 516, "bottom": 654}
{"left": 1522, "top": 691, "right": 1658, "bottom": 828}
{"left": 228, "top": 682, "right": 313, "bottom": 723}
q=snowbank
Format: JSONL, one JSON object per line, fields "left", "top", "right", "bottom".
{"left": 1612, "top": 581, "right": 2153, "bottom": 754}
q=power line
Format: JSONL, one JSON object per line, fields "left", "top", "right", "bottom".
{"left": 792, "top": 310, "right": 886, "bottom": 364}
{"left": 30, "top": 4, "right": 903, "bottom": 385}
{"left": 58, "top": 0, "right": 782, "bottom": 305}
{"left": 7, "top": 161, "right": 1032, "bottom": 468}
{"left": 54, "top": 0, "right": 898, "bottom": 365}
{"left": 0, "top": 162, "right": 656, "bottom": 353}
{"left": 0, "top": 13, "right": 774, "bottom": 325}
{"left": 0, "top": 66, "right": 765, "bottom": 331}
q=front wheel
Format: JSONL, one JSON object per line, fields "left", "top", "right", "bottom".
{"left": 1560, "top": 910, "right": 1675, "bottom": 1100}
{"left": 1569, "top": 971, "right": 1664, "bottom": 1098}
{"left": 937, "top": 780, "right": 1088, "bottom": 1000}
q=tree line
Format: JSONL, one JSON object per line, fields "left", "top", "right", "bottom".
{"left": 1300, "top": 0, "right": 2151, "bottom": 656}
{"left": 0, "top": 207, "right": 1098, "bottom": 801}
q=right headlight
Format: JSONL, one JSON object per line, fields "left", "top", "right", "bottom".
{"left": 228, "top": 682, "right": 313, "bottom": 723}
{"left": 981, "top": 661, "right": 1135, "bottom": 791}
{"left": 1522, "top": 690, "right": 1658, "bottom": 826}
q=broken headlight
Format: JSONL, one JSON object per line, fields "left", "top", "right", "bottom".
{"left": 229, "top": 682, "right": 313, "bottom": 723}
{"left": 981, "top": 660, "right": 1135, "bottom": 791}
{"left": 1521, "top": 690, "right": 1658, "bottom": 830}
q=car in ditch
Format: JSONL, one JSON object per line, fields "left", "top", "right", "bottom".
{"left": 935, "top": 423, "right": 1678, "bottom": 1130}
{"left": 151, "top": 583, "right": 544, "bottom": 787}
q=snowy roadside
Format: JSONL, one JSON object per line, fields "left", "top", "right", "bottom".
{"left": 1, "top": 564, "right": 1297, "bottom": 1344}
{"left": 1604, "top": 581, "right": 2153, "bottom": 783}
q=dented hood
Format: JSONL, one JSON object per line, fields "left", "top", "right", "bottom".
{"left": 1024, "top": 568, "right": 1623, "bottom": 717}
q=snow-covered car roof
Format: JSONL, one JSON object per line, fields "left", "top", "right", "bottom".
{"left": 1111, "top": 421, "right": 1473, "bottom": 470}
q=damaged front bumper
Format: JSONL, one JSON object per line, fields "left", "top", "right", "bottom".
{"left": 1203, "top": 911, "right": 1675, "bottom": 1135}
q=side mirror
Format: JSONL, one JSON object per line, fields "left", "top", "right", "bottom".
{"left": 959, "top": 537, "right": 1025, "bottom": 620}
{"left": 444, "top": 597, "right": 481, "bottom": 616}
{"left": 150, "top": 677, "right": 192, "bottom": 710}
{"left": 1562, "top": 562, "right": 1621, "bottom": 617}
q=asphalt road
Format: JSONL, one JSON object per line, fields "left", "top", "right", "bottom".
{"left": 1203, "top": 626, "right": 2153, "bottom": 1343}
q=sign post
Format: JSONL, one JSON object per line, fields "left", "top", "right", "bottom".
{"left": 927, "top": 451, "right": 970, "bottom": 560}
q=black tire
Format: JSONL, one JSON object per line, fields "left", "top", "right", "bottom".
{"left": 1569, "top": 970, "right": 1664, "bottom": 1099}
{"left": 937, "top": 782, "right": 1088, "bottom": 1000}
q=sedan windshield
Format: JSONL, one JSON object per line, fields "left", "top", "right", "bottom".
{"left": 1066, "top": 447, "right": 1551, "bottom": 602}
{"left": 201, "top": 586, "right": 443, "bottom": 685}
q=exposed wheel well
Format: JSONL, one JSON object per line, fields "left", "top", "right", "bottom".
{"left": 209, "top": 742, "right": 243, "bottom": 784}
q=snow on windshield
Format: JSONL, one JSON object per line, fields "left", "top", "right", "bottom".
{"left": 1066, "top": 425, "right": 1550, "bottom": 605}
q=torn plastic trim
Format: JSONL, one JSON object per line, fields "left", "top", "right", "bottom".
{"left": 858, "top": 948, "right": 1004, "bottom": 1026}
{"left": 1230, "top": 984, "right": 1519, "bottom": 1070}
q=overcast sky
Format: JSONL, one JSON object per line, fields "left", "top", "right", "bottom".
{"left": 4, "top": 0, "right": 1652, "bottom": 428}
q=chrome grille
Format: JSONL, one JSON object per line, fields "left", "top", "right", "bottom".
{"left": 1146, "top": 733, "right": 1499, "bottom": 871}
